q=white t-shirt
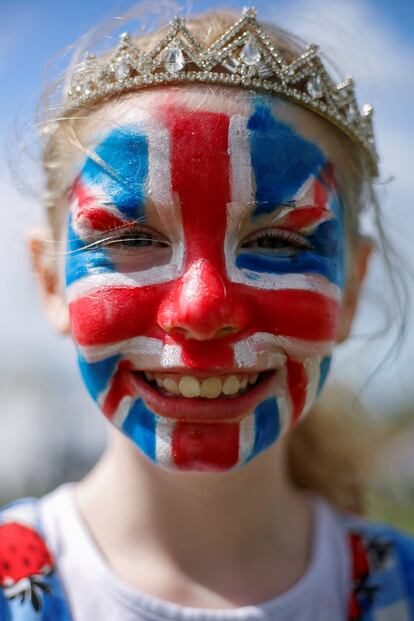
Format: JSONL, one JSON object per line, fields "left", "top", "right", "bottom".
{"left": 39, "top": 484, "right": 351, "bottom": 621}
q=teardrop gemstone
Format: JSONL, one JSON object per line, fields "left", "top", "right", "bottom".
{"left": 165, "top": 47, "right": 185, "bottom": 74}
{"left": 240, "top": 38, "right": 261, "bottom": 66}
{"left": 307, "top": 74, "right": 323, "bottom": 99}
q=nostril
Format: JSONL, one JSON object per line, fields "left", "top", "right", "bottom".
{"left": 165, "top": 325, "right": 188, "bottom": 336}
{"left": 217, "top": 326, "right": 238, "bottom": 337}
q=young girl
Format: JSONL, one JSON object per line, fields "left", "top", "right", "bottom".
{"left": 1, "top": 7, "right": 413, "bottom": 621}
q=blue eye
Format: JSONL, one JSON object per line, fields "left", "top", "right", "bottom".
{"left": 240, "top": 229, "right": 311, "bottom": 255}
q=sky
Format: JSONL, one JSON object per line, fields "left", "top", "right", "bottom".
{"left": 1, "top": 0, "right": 414, "bottom": 416}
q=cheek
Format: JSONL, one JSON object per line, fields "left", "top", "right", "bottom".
{"left": 65, "top": 212, "right": 169, "bottom": 349}
{"left": 68, "top": 286, "right": 163, "bottom": 347}
{"left": 241, "top": 287, "right": 341, "bottom": 343}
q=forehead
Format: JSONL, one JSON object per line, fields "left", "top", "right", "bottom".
{"left": 72, "top": 86, "right": 345, "bottom": 177}
{"left": 68, "top": 92, "right": 349, "bottom": 231}
{"left": 78, "top": 95, "right": 330, "bottom": 213}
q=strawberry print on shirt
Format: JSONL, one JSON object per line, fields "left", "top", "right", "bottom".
{"left": 0, "top": 521, "right": 54, "bottom": 612}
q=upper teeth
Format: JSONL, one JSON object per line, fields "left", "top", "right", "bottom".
{"left": 144, "top": 373, "right": 259, "bottom": 399}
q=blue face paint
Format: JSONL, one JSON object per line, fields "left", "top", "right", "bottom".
{"left": 249, "top": 397, "right": 280, "bottom": 462}
{"left": 66, "top": 125, "right": 151, "bottom": 289}
{"left": 122, "top": 401, "right": 157, "bottom": 461}
{"left": 81, "top": 126, "right": 149, "bottom": 218}
{"left": 237, "top": 245, "right": 341, "bottom": 285}
{"left": 317, "top": 357, "right": 332, "bottom": 395}
{"left": 78, "top": 354, "right": 121, "bottom": 398}
{"left": 236, "top": 98, "right": 345, "bottom": 290}
{"left": 247, "top": 100, "right": 327, "bottom": 215}
{"left": 66, "top": 215, "right": 115, "bottom": 287}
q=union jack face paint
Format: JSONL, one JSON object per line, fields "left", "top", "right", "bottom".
{"left": 66, "top": 95, "right": 345, "bottom": 472}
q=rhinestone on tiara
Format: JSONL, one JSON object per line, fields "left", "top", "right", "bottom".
{"left": 63, "top": 7, "right": 378, "bottom": 175}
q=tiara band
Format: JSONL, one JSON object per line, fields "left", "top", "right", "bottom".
{"left": 61, "top": 7, "right": 378, "bottom": 176}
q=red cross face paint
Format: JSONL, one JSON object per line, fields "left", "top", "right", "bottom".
{"left": 66, "top": 94, "right": 345, "bottom": 472}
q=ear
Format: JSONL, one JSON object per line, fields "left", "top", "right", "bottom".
{"left": 336, "top": 236, "right": 374, "bottom": 343}
{"left": 28, "top": 228, "right": 71, "bottom": 335}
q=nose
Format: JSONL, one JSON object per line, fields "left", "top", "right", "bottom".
{"left": 157, "top": 260, "right": 249, "bottom": 341}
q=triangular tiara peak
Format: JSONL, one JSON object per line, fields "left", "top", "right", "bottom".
{"left": 63, "top": 7, "right": 378, "bottom": 175}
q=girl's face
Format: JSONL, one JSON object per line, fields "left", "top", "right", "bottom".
{"left": 58, "top": 90, "right": 352, "bottom": 472}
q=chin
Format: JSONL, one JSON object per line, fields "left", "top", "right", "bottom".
{"left": 114, "top": 396, "right": 285, "bottom": 473}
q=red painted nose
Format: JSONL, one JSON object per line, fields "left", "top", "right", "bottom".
{"left": 158, "top": 260, "right": 249, "bottom": 341}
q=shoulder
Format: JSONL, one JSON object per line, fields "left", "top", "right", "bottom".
{"left": 339, "top": 510, "right": 414, "bottom": 620}
{"left": 0, "top": 496, "right": 72, "bottom": 620}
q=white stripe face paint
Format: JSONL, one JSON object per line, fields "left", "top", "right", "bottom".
{"left": 302, "top": 355, "right": 322, "bottom": 417}
{"left": 267, "top": 336, "right": 334, "bottom": 360}
{"left": 112, "top": 395, "right": 133, "bottom": 428}
{"left": 271, "top": 174, "right": 333, "bottom": 233}
{"left": 161, "top": 344, "right": 183, "bottom": 368}
{"left": 155, "top": 417, "right": 175, "bottom": 469}
{"left": 272, "top": 356, "right": 293, "bottom": 433}
{"left": 233, "top": 333, "right": 287, "bottom": 370}
{"left": 276, "top": 394, "right": 292, "bottom": 433}
{"left": 66, "top": 272, "right": 157, "bottom": 303}
{"left": 145, "top": 122, "right": 184, "bottom": 283}
{"left": 147, "top": 126, "right": 174, "bottom": 211}
{"left": 227, "top": 271, "right": 341, "bottom": 299}
{"left": 225, "top": 114, "right": 254, "bottom": 286}
{"left": 237, "top": 416, "right": 256, "bottom": 466}
{"left": 229, "top": 115, "right": 254, "bottom": 206}
{"left": 79, "top": 336, "right": 182, "bottom": 368}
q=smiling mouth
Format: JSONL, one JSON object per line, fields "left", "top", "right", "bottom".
{"left": 141, "top": 371, "right": 261, "bottom": 399}
{"left": 129, "top": 369, "right": 276, "bottom": 423}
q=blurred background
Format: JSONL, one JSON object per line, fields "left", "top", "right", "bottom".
{"left": 1, "top": 0, "right": 413, "bottom": 527}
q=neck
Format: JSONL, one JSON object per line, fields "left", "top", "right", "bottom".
{"left": 75, "top": 430, "right": 313, "bottom": 605}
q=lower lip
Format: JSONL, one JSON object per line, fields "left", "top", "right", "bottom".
{"left": 130, "top": 371, "right": 276, "bottom": 423}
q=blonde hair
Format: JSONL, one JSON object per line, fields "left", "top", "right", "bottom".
{"left": 37, "top": 5, "right": 400, "bottom": 513}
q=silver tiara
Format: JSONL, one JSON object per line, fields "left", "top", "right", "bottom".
{"left": 63, "top": 7, "right": 378, "bottom": 175}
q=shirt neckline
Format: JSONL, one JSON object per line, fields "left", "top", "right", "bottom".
{"left": 48, "top": 482, "right": 347, "bottom": 621}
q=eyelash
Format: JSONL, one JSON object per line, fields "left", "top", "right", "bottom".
{"left": 82, "top": 227, "right": 309, "bottom": 255}
{"left": 85, "top": 228, "right": 170, "bottom": 250}
{"left": 240, "top": 229, "right": 311, "bottom": 252}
